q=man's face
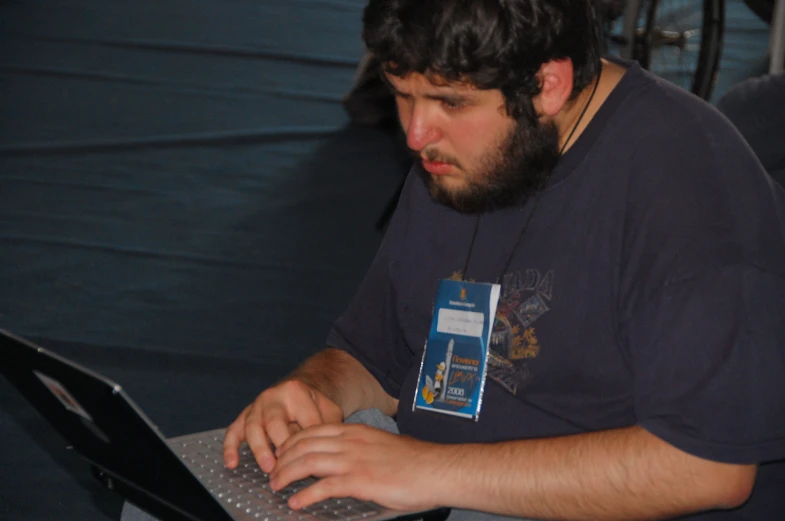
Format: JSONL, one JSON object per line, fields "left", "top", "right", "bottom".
{"left": 386, "top": 72, "right": 561, "bottom": 213}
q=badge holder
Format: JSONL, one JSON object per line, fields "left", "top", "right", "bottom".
{"left": 412, "top": 279, "right": 500, "bottom": 421}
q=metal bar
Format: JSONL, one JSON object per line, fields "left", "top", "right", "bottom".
{"left": 770, "top": 0, "right": 785, "bottom": 74}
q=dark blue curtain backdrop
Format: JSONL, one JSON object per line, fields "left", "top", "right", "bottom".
{"left": 0, "top": 1, "right": 771, "bottom": 520}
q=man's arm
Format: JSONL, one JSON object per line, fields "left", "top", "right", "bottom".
{"left": 223, "top": 348, "right": 397, "bottom": 472}
{"left": 437, "top": 425, "right": 755, "bottom": 520}
{"left": 271, "top": 423, "right": 756, "bottom": 520}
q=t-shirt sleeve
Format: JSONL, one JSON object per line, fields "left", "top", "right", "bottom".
{"left": 619, "top": 108, "right": 785, "bottom": 465}
{"left": 325, "top": 172, "right": 419, "bottom": 399}
{"left": 624, "top": 266, "right": 785, "bottom": 464}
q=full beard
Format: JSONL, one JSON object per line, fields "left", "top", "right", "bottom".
{"left": 415, "top": 115, "right": 561, "bottom": 214}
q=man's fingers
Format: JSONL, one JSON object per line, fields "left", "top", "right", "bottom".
{"left": 263, "top": 412, "right": 294, "bottom": 453}
{"left": 294, "top": 398, "right": 326, "bottom": 430}
{"left": 264, "top": 383, "right": 332, "bottom": 451}
{"left": 276, "top": 423, "right": 348, "bottom": 457}
{"left": 223, "top": 381, "right": 344, "bottom": 475}
{"left": 244, "top": 407, "right": 279, "bottom": 472}
{"left": 223, "top": 406, "right": 251, "bottom": 468}
{"left": 311, "top": 390, "right": 343, "bottom": 424}
{"left": 288, "top": 476, "right": 358, "bottom": 511}
{"left": 271, "top": 449, "right": 349, "bottom": 494}
{"left": 278, "top": 380, "right": 328, "bottom": 430}
{"left": 274, "top": 432, "right": 347, "bottom": 474}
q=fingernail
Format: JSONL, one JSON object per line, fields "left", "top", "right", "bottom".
{"left": 261, "top": 454, "right": 275, "bottom": 471}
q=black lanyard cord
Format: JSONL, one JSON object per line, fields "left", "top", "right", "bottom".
{"left": 461, "top": 65, "right": 603, "bottom": 284}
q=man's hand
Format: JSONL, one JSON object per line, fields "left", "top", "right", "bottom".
{"left": 223, "top": 379, "right": 343, "bottom": 473}
{"left": 269, "top": 423, "right": 444, "bottom": 512}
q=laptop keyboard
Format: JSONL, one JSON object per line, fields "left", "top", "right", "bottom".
{"left": 172, "top": 429, "right": 383, "bottom": 521}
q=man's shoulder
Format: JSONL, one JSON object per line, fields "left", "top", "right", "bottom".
{"left": 597, "top": 61, "right": 732, "bottom": 144}
{"left": 598, "top": 68, "right": 759, "bottom": 183}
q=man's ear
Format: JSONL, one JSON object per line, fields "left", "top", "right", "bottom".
{"left": 533, "top": 59, "right": 574, "bottom": 117}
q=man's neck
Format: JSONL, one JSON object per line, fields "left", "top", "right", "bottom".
{"left": 555, "top": 59, "right": 627, "bottom": 153}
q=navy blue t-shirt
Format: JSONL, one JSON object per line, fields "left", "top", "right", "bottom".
{"left": 327, "top": 63, "right": 785, "bottom": 519}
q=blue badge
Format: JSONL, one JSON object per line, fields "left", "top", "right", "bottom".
{"left": 413, "top": 279, "right": 500, "bottom": 421}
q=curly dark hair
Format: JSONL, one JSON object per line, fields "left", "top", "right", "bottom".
{"left": 362, "top": 0, "right": 602, "bottom": 120}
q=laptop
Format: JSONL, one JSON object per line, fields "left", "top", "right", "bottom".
{"left": 0, "top": 330, "right": 449, "bottom": 521}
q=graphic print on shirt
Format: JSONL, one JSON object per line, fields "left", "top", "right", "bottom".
{"left": 451, "top": 268, "right": 553, "bottom": 395}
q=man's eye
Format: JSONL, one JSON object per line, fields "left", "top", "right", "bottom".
{"left": 441, "top": 99, "right": 465, "bottom": 110}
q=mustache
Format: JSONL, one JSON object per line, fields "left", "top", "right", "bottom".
{"left": 409, "top": 147, "right": 462, "bottom": 169}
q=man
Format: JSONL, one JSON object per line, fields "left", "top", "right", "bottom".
{"left": 221, "top": 0, "right": 785, "bottom": 519}
{"left": 125, "top": 1, "right": 785, "bottom": 520}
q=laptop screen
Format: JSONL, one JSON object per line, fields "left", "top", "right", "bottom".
{"left": 0, "top": 330, "right": 233, "bottom": 521}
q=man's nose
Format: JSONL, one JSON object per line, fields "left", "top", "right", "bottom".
{"left": 404, "top": 103, "right": 441, "bottom": 152}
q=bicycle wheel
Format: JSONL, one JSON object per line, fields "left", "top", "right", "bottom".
{"left": 637, "top": 0, "right": 725, "bottom": 100}
{"left": 619, "top": 0, "right": 645, "bottom": 59}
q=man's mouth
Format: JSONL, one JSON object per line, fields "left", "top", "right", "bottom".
{"left": 421, "top": 159, "right": 454, "bottom": 176}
